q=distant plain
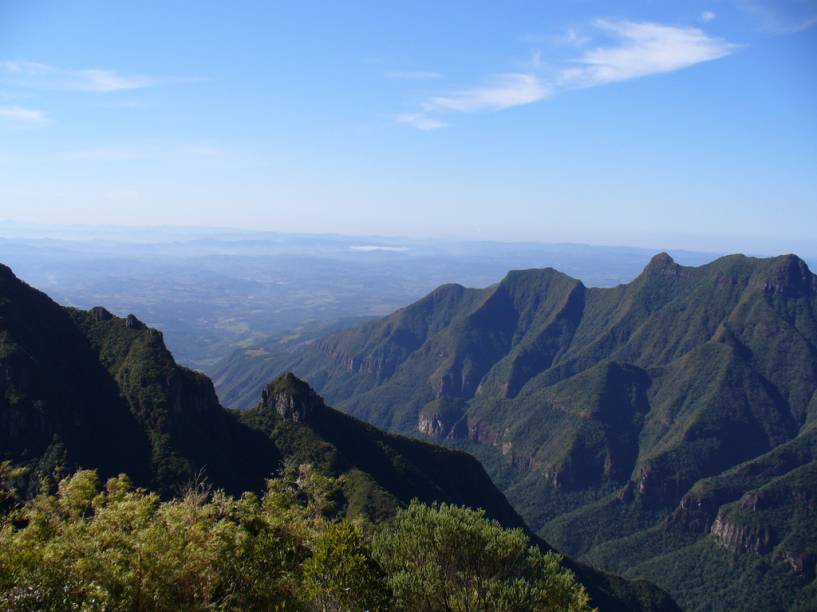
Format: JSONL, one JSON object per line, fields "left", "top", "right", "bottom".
{"left": 0, "top": 222, "right": 751, "bottom": 374}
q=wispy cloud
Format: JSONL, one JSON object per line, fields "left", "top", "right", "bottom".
{"left": 425, "top": 73, "right": 549, "bottom": 113}
{"left": 736, "top": 0, "right": 817, "bottom": 33}
{"left": 398, "top": 19, "right": 737, "bottom": 129}
{"left": 384, "top": 70, "right": 443, "bottom": 80}
{"left": 549, "top": 28, "right": 592, "bottom": 47}
{"left": 700, "top": 10, "right": 717, "bottom": 23}
{"left": 0, "top": 60, "right": 203, "bottom": 93}
{"left": 561, "top": 28, "right": 592, "bottom": 46}
{"left": 521, "top": 29, "right": 590, "bottom": 47}
{"left": 0, "top": 105, "right": 50, "bottom": 126}
{"left": 395, "top": 113, "right": 447, "bottom": 131}
{"left": 560, "top": 19, "right": 737, "bottom": 89}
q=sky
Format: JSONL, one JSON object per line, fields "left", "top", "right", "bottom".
{"left": 0, "top": 0, "right": 816, "bottom": 255}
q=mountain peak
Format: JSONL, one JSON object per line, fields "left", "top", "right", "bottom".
{"left": 646, "top": 251, "right": 675, "bottom": 268}
{"left": 760, "top": 254, "right": 815, "bottom": 297}
{"left": 499, "top": 266, "right": 578, "bottom": 287}
{"left": 635, "top": 252, "right": 684, "bottom": 283}
{"left": 260, "top": 372, "right": 325, "bottom": 422}
{"left": 89, "top": 306, "right": 114, "bottom": 321}
{"left": 0, "top": 263, "right": 15, "bottom": 280}
{"left": 125, "top": 313, "right": 146, "bottom": 329}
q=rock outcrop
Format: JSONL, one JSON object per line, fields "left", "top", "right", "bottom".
{"left": 417, "top": 398, "right": 467, "bottom": 439}
{"left": 710, "top": 513, "right": 776, "bottom": 555}
{"left": 260, "top": 372, "right": 325, "bottom": 422}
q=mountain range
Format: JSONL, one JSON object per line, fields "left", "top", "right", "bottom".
{"left": 213, "top": 252, "right": 817, "bottom": 611}
{"left": 0, "top": 262, "right": 676, "bottom": 611}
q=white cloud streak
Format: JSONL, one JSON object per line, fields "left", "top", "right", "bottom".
{"left": 395, "top": 113, "right": 447, "bottom": 131}
{"left": 426, "top": 73, "right": 550, "bottom": 113}
{"left": 560, "top": 19, "right": 737, "bottom": 89}
{"left": 701, "top": 10, "right": 717, "bottom": 23}
{"left": 549, "top": 28, "right": 592, "bottom": 47}
{"left": 0, "top": 60, "right": 202, "bottom": 93}
{"left": 0, "top": 105, "right": 50, "bottom": 126}
{"left": 736, "top": 0, "right": 817, "bottom": 34}
{"left": 398, "top": 19, "right": 738, "bottom": 130}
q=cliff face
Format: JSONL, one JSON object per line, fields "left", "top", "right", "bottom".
{"left": 417, "top": 398, "right": 468, "bottom": 439}
{"left": 710, "top": 513, "right": 777, "bottom": 555}
{"left": 670, "top": 491, "right": 726, "bottom": 532}
{"left": 707, "top": 459, "right": 817, "bottom": 562}
{"left": 781, "top": 551, "right": 817, "bottom": 579}
{"left": 0, "top": 264, "right": 154, "bottom": 486}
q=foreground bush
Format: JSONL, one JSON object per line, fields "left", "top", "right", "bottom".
{"left": 0, "top": 464, "right": 591, "bottom": 611}
{"left": 373, "top": 501, "right": 592, "bottom": 612}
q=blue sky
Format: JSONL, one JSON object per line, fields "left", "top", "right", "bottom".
{"left": 1, "top": 1, "right": 815, "bottom": 254}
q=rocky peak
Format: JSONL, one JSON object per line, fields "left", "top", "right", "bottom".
{"left": 103, "top": 310, "right": 163, "bottom": 340}
{"left": 760, "top": 254, "right": 815, "bottom": 298}
{"left": 90, "top": 306, "right": 114, "bottom": 321}
{"left": 125, "top": 314, "right": 146, "bottom": 329}
{"left": 259, "top": 372, "right": 325, "bottom": 423}
{"left": 0, "top": 263, "right": 15, "bottom": 281}
{"left": 631, "top": 252, "right": 687, "bottom": 288}
{"left": 642, "top": 252, "right": 680, "bottom": 275}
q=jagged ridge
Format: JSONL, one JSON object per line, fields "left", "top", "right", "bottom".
{"left": 215, "top": 253, "right": 817, "bottom": 610}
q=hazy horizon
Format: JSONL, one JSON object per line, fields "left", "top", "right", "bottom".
{"left": 1, "top": 218, "right": 814, "bottom": 260}
{"left": 2, "top": 1, "right": 815, "bottom": 255}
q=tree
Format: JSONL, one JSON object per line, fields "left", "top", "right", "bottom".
{"left": 302, "top": 520, "right": 391, "bottom": 611}
{"left": 0, "top": 460, "right": 27, "bottom": 512}
{"left": 0, "top": 468, "right": 596, "bottom": 611}
{"left": 372, "top": 500, "right": 593, "bottom": 612}
{"left": 0, "top": 465, "right": 390, "bottom": 611}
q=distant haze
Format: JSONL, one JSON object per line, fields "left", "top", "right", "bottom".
{"left": 1, "top": 2, "right": 815, "bottom": 255}
{"left": 1, "top": 222, "right": 767, "bottom": 374}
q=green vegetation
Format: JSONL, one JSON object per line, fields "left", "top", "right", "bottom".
{"left": 373, "top": 500, "right": 590, "bottom": 611}
{"left": 0, "top": 263, "right": 677, "bottom": 611}
{"left": 0, "top": 466, "right": 591, "bottom": 611}
{"left": 225, "top": 253, "right": 817, "bottom": 610}
{"left": 235, "top": 381, "right": 527, "bottom": 526}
